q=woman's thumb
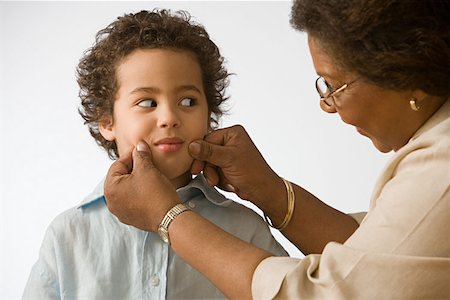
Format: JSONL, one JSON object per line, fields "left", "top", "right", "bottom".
{"left": 133, "top": 141, "right": 155, "bottom": 171}
{"left": 189, "top": 140, "right": 226, "bottom": 167}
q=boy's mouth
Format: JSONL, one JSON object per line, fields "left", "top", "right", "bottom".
{"left": 153, "top": 137, "right": 184, "bottom": 153}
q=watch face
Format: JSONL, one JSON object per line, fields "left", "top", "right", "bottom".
{"left": 158, "top": 226, "right": 170, "bottom": 243}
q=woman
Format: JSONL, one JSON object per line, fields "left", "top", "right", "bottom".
{"left": 105, "top": 0, "right": 449, "bottom": 298}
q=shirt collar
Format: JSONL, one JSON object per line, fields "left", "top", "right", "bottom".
{"left": 77, "top": 173, "right": 231, "bottom": 209}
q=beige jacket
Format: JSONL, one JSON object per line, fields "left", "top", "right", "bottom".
{"left": 252, "top": 100, "right": 450, "bottom": 299}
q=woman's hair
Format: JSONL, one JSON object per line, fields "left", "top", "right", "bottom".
{"left": 291, "top": 0, "right": 450, "bottom": 97}
{"left": 77, "top": 9, "right": 230, "bottom": 159}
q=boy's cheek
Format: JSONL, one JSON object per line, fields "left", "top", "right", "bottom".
{"left": 114, "top": 134, "right": 141, "bottom": 158}
{"left": 125, "top": 122, "right": 153, "bottom": 146}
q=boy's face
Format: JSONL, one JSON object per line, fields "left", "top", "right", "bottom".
{"left": 100, "top": 48, "right": 210, "bottom": 188}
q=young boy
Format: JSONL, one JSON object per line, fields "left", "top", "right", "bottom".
{"left": 23, "top": 9, "right": 287, "bottom": 299}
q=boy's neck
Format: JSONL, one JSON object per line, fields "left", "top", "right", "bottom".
{"left": 171, "top": 172, "right": 193, "bottom": 189}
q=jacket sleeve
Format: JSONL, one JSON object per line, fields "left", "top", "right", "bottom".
{"left": 252, "top": 242, "right": 450, "bottom": 299}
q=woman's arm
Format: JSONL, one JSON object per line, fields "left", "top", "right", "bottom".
{"left": 189, "top": 125, "right": 359, "bottom": 254}
{"left": 261, "top": 178, "right": 359, "bottom": 255}
{"left": 170, "top": 211, "right": 272, "bottom": 299}
{"left": 104, "top": 137, "right": 357, "bottom": 297}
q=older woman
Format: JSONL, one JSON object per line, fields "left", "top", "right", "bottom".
{"left": 105, "top": 0, "right": 449, "bottom": 298}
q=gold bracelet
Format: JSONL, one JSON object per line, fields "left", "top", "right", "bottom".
{"left": 157, "top": 203, "right": 191, "bottom": 244}
{"left": 264, "top": 178, "right": 295, "bottom": 231}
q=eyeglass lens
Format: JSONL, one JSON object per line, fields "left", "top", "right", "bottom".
{"left": 316, "top": 77, "right": 331, "bottom": 97}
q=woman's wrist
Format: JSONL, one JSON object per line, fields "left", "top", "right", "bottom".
{"left": 149, "top": 196, "right": 182, "bottom": 232}
{"left": 263, "top": 178, "right": 295, "bottom": 231}
{"left": 157, "top": 203, "right": 191, "bottom": 244}
{"left": 255, "top": 175, "right": 288, "bottom": 225}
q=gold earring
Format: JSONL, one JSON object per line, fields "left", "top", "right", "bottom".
{"left": 410, "top": 97, "right": 420, "bottom": 111}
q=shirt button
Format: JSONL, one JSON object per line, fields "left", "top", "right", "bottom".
{"left": 150, "top": 276, "right": 160, "bottom": 286}
{"left": 188, "top": 201, "right": 196, "bottom": 209}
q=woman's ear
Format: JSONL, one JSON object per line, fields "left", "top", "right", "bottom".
{"left": 410, "top": 89, "right": 430, "bottom": 108}
{"left": 99, "top": 118, "right": 115, "bottom": 141}
{"left": 411, "top": 89, "right": 428, "bottom": 101}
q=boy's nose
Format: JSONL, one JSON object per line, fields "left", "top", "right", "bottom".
{"left": 157, "top": 106, "right": 181, "bottom": 128}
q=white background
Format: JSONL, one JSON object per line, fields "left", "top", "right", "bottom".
{"left": 0, "top": 1, "right": 391, "bottom": 298}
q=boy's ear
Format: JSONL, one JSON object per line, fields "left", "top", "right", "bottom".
{"left": 207, "top": 113, "right": 213, "bottom": 133}
{"left": 98, "top": 118, "right": 116, "bottom": 141}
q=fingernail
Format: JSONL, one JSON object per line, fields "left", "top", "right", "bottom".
{"left": 136, "top": 141, "right": 149, "bottom": 152}
{"left": 226, "top": 184, "right": 236, "bottom": 192}
{"left": 189, "top": 141, "right": 201, "bottom": 155}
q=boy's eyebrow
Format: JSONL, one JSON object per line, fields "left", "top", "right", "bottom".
{"left": 176, "top": 85, "right": 202, "bottom": 93}
{"left": 130, "top": 87, "right": 159, "bottom": 94}
{"left": 130, "top": 85, "right": 202, "bottom": 95}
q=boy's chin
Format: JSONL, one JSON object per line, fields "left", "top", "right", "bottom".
{"left": 164, "top": 171, "right": 193, "bottom": 189}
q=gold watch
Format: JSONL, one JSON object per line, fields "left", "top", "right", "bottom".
{"left": 158, "top": 203, "right": 191, "bottom": 244}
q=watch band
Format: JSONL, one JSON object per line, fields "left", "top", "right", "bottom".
{"left": 158, "top": 203, "right": 191, "bottom": 244}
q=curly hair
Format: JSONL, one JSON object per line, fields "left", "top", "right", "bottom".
{"left": 77, "top": 9, "right": 230, "bottom": 159}
{"left": 291, "top": 0, "right": 450, "bottom": 98}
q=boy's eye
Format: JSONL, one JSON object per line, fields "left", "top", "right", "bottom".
{"left": 180, "top": 98, "right": 195, "bottom": 107}
{"left": 138, "top": 99, "right": 157, "bottom": 107}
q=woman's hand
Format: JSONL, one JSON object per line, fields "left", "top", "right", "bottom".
{"left": 104, "top": 141, "right": 181, "bottom": 232}
{"left": 189, "top": 125, "right": 284, "bottom": 212}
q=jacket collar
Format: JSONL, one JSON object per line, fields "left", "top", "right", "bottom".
{"left": 410, "top": 99, "right": 450, "bottom": 142}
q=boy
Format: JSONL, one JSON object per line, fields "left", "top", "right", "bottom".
{"left": 23, "top": 9, "right": 287, "bottom": 299}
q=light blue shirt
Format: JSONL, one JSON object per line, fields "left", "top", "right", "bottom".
{"left": 23, "top": 174, "right": 287, "bottom": 299}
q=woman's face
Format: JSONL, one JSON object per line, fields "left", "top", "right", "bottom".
{"left": 308, "top": 36, "right": 415, "bottom": 152}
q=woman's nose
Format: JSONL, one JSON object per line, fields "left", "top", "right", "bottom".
{"left": 319, "top": 99, "right": 338, "bottom": 114}
{"left": 157, "top": 106, "right": 180, "bottom": 128}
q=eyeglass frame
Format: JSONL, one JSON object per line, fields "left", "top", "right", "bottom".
{"left": 315, "top": 76, "right": 359, "bottom": 106}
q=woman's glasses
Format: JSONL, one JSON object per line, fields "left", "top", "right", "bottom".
{"left": 315, "top": 76, "right": 358, "bottom": 106}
